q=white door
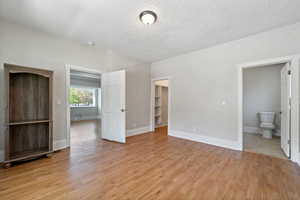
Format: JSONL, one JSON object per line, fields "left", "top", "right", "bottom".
{"left": 101, "top": 70, "right": 126, "bottom": 143}
{"left": 280, "top": 63, "right": 291, "bottom": 157}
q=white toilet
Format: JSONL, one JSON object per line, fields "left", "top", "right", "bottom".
{"left": 259, "top": 112, "right": 275, "bottom": 139}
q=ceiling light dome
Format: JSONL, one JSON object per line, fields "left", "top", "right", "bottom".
{"left": 139, "top": 10, "right": 157, "bottom": 25}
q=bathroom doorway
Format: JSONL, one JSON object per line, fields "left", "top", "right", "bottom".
{"left": 242, "top": 62, "right": 291, "bottom": 159}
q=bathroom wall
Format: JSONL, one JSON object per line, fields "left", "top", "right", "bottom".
{"left": 243, "top": 64, "right": 285, "bottom": 135}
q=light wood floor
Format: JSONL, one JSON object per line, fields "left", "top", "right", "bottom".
{"left": 1, "top": 127, "right": 300, "bottom": 200}
{"left": 71, "top": 120, "right": 99, "bottom": 144}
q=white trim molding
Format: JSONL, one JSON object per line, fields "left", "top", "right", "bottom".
{"left": 243, "top": 126, "right": 260, "bottom": 134}
{"left": 126, "top": 126, "right": 151, "bottom": 137}
{"left": 0, "top": 150, "right": 4, "bottom": 162}
{"left": 71, "top": 115, "right": 101, "bottom": 122}
{"left": 169, "top": 130, "right": 242, "bottom": 151}
{"left": 244, "top": 126, "right": 281, "bottom": 137}
{"left": 53, "top": 139, "right": 68, "bottom": 151}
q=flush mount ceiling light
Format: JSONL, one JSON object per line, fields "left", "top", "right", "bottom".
{"left": 87, "top": 41, "right": 95, "bottom": 46}
{"left": 139, "top": 10, "right": 157, "bottom": 25}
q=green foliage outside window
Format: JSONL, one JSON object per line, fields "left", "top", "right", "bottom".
{"left": 69, "top": 87, "right": 95, "bottom": 107}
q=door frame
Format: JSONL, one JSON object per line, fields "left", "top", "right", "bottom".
{"left": 237, "top": 55, "right": 300, "bottom": 163}
{"left": 65, "top": 64, "right": 102, "bottom": 147}
{"left": 150, "top": 77, "right": 171, "bottom": 132}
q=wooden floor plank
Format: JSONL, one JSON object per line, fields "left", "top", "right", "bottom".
{"left": 1, "top": 126, "right": 300, "bottom": 200}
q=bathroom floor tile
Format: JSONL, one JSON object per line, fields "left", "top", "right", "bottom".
{"left": 243, "top": 133, "right": 287, "bottom": 159}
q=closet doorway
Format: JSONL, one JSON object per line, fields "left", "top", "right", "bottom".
{"left": 150, "top": 78, "right": 171, "bottom": 133}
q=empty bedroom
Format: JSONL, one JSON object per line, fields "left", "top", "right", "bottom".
{"left": 1, "top": 1, "right": 300, "bottom": 199}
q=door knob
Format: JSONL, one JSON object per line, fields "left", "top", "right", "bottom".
{"left": 120, "top": 109, "right": 127, "bottom": 112}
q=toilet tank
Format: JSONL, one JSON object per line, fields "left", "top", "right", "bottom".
{"left": 259, "top": 112, "right": 275, "bottom": 123}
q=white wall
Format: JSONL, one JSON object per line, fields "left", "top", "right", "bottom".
{"left": 0, "top": 19, "right": 151, "bottom": 160}
{"left": 151, "top": 22, "right": 300, "bottom": 147}
{"left": 243, "top": 64, "right": 284, "bottom": 134}
{"left": 108, "top": 57, "right": 151, "bottom": 131}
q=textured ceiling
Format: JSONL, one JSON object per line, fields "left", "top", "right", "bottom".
{"left": 1, "top": 0, "right": 300, "bottom": 62}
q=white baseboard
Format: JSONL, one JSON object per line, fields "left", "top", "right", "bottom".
{"left": 126, "top": 126, "right": 151, "bottom": 137}
{"left": 243, "top": 126, "right": 260, "bottom": 134}
{"left": 0, "top": 150, "right": 4, "bottom": 162}
{"left": 168, "top": 130, "right": 241, "bottom": 151}
{"left": 71, "top": 115, "right": 100, "bottom": 121}
{"left": 243, "top": 126, "right": 281, "bottom": 137}
{"left": 53, "top": 139, "right": 68, "bottom": 151}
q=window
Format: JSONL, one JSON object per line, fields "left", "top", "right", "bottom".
{"left": 70, "top": 87, "right": 97, "bottom": 107}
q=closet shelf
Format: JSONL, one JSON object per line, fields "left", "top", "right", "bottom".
{"left": 9, "top": 120, "right": 50, "bottom": 126}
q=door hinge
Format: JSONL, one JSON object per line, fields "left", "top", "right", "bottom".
{"left": 288, "top": 139, "right": 291, "bottom": 145}
{"left": 288, "top": 70, "right": 291, "bottom": 75}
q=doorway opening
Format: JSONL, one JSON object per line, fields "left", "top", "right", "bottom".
{"left": 242, "top": 63, "right": 291, "bottom": 159}
{"left": 69, "top": 69, "right": 101, "bottom": 146}
{"left": 66, "top": 66, "right": 127, "bottom": 147}
{"left": 150, "top": 78, "right": 170, "bottom": 134}
{"left": 65, "top": 65, "right": 102, "bottom": 149}
{"left": 238, "top": 56, "right": 300, "bottom": 163}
